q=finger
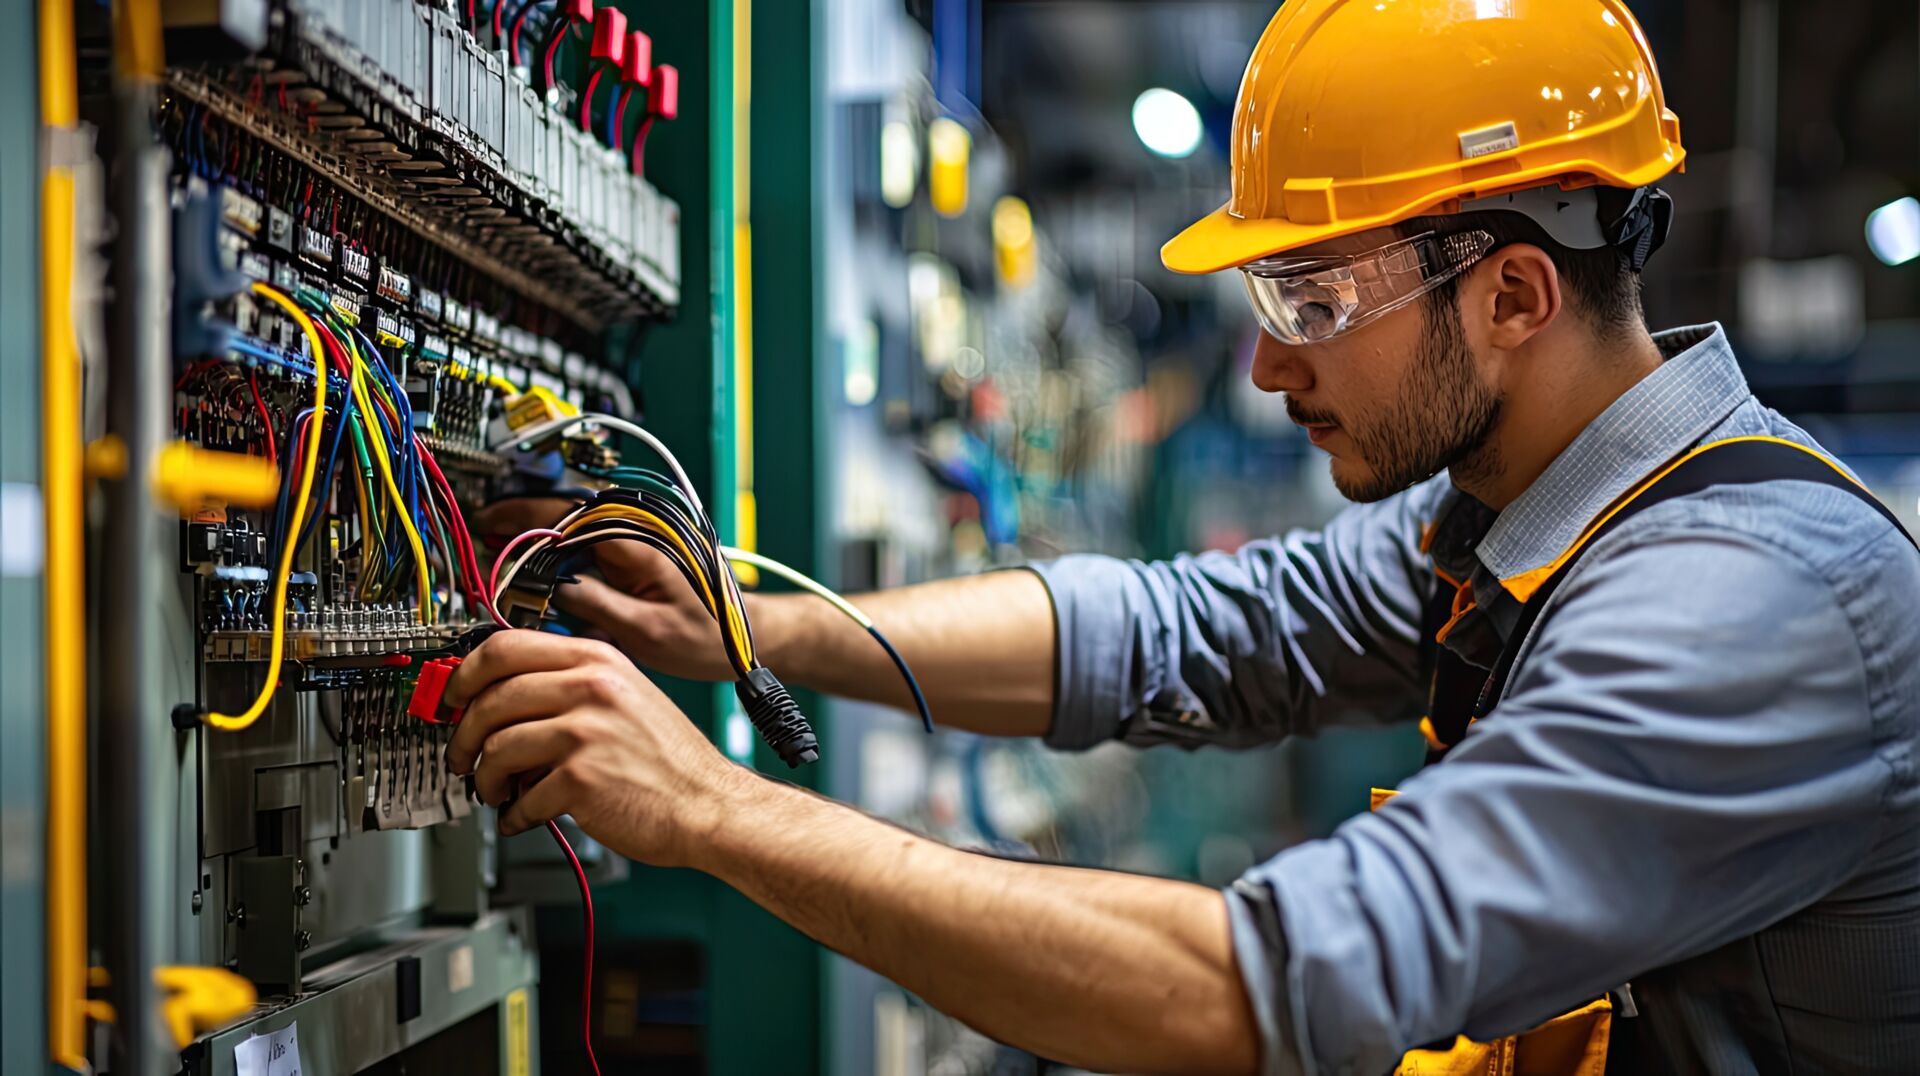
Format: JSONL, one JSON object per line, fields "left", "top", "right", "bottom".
{"left": 499, "top": 768, "right": 577, "bottom": 837}
{"left": 470, "top": 722, "right": 572, "bottom": 806}
{"left": 444, "top": 629, "right": 605, "bottom": 710}
{"left": 473, "top": 495, "right": 587, "bottom": 548}
{"left": 550, "top": 574, "right": 633, "bottom": 626}
{"left": 446, "top": 667, "right": 579, "bottom": 775}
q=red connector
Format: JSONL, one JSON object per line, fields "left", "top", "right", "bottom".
{"left": 611, "top": 31, "right": 653, "bottom": 151}
{"left": 408, "top": 656, "right": 467, "bottom": 725}
{"left": 580, "top": 8, "right": 629, "bottom": 134}
{"left": 631, "top": 64, "right": 678, "bottom": 177}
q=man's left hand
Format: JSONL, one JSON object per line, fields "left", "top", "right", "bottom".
{"left": 441, "top": 630, "right": 738, "bottom": 864}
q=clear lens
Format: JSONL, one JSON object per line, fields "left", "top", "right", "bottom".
{"left": 1241, "top": 230, "right": 1493, "bottom": 344}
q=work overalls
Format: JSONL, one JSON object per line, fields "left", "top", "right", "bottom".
{"left": 1382, "top": 437, "right": 1918, "bottom": 1076}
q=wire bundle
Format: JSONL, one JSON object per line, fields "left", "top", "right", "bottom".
{"left": 192, "top": 282, "right": 492, "bottom": 730}
{"left": 486, "top": 413, "right": 936, "bottom": 761}
{"left": 487, "top": 428, "right": 819, "bottom": 765}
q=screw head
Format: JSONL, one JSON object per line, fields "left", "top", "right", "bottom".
{"left": 295, "top": 931, "right": 312, "bottom": 952}
{"left": 228, "top": 903, "right": 245, "bottom": 925}
{"left": 294, "top": 885, "right": 313, "bottom": 906}
{"left": 191, "top": 891, "right": 204, "bottom": 914}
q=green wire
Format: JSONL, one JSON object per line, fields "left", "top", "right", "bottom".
{"left": 425, "top": 499, "right": 456, "bottom": 620}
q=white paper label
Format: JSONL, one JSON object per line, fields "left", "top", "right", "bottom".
{"left": 448, "top": 944, "right": 475, "bottom": 993}
{"left": 234, "top": 1022, "right": 302, "bottom": 1076}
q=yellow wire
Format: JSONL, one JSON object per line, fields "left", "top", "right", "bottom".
{"left": 353, "top": 470, "right": 375, "bottom": 599}
{"left": 205, "top": 283, "right": 329, "bottom": 731}
{"left": 559, "top": 504, "right": 756, "bottom": 665}
{"left": 340, "top": 330, "right": 432, "bottom": 623}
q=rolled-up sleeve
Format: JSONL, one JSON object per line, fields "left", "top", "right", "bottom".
{"left": 1028, "top": 476, "right": 1448, "bottom": 751}
{"left": 1224, "top": 527, "right": 1889, "bottom": 1075}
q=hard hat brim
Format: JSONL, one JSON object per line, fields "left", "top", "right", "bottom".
{"left": 1160, "top": 202, "right": 1411, "bottom": 275}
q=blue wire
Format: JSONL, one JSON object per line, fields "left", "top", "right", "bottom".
{"left": 354, "top": 329, "right": 418, "bottom": 522}
{"left": 269, "top": 407, "right": 315, "bottom": 560}
{"left": 868, "top": 626, "right": 935, "bottom": 734}
{"left": 605, "top": 79, "right": 622, "bottom": 147}
{"left": 355, "top": 328, "right": 429, "bottom": 549}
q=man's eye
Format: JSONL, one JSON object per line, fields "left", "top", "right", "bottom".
{"left": 1296, "top": 302, "right": 1339, "bottom": 337}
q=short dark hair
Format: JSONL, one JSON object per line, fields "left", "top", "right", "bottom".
{"left": 1396, "top": 206, "right": 1645, "bottom": 342}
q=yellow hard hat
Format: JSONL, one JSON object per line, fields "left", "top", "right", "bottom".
{"left": 1163, "top": 0, "right": 1686, "bottom": 274}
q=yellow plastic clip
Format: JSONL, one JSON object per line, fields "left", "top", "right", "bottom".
{"left": 158, "top": 966, "right": 257, "bottom": 1047}
{"left": 152, "top": 441, "right": 282, "bottom": 515}
{"left": 504, "top": 385, "right": 579, "bottom": 432}
{"left": 86, "top": 965, "right": 257, "bottom": 1048}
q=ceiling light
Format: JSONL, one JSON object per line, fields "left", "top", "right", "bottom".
{"left": 1865, "top": 196, "right": 1920, "bottom": 266}
{"left": 1132, "top": 88, "right": 1203, "bottom": 159}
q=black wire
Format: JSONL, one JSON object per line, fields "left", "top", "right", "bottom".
{"left": 545, "top": 526, "right": 754, "bottom": 681}
{"left": 867, "top": 625, "right": 935, "bottom": 734}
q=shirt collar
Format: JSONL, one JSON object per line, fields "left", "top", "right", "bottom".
{"left": 1473, "top": 322, "right": 1752, "bottom": 588}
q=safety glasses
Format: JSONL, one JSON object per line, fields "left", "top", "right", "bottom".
{"left": 1240, "top": 230, "right": 1494, "bottom": 345}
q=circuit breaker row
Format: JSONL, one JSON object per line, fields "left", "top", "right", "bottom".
{"left": 294, "top": 0, "right": 680, "bottom": 310}
{"left": 172, "top": 0, "right": 683, "bottom": 328}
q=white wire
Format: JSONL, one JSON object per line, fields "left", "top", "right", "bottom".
{"left": 490, "top": 412, "right": 705, "bottom": 516}
{"left": 722, "top": 546, "right": 874, "bottom": 630}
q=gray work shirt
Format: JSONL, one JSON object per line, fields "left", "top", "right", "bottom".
{"left": 1029, "top": 324, "right": 1920, "bottom": 1074}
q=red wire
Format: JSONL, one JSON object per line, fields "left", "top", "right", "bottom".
{"left": 248, "top": 371, "right": 278, "bottom": 462}
{"left": 542, "top": 24, "right": 569, "bottom": 92}
{"left": 630, "top": 115, "right": 656, "bottom": 178}
{"left": 509, "top": 2, "right": 534, "bottom": 66}
{"left": 486, "top": 528, "right": 566, "bottom": 626}
{"left": 418, "top": 441, "right": 489, "bottom": 615}
{"left": 175, "top": 358, "right": 223, "bottom": 391}
{"left": 611, "top": 86, "right": 633, "bottom": 151}
{"left": 287, "top": 413, "right": 314, "bottom": 492}
{"left": 492, "top": 0, "right": 508, "bottom": 45}
{"left": 579, "top": 67, "right": 603, "bottom": 133}
{"left": 546, "top": 821, "right": 601, "bottom": 1076}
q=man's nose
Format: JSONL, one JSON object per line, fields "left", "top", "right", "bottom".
{"left": 1251, "top": 331, "right": 1314, "bottom": 394}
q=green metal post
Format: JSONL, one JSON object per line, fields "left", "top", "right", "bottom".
{"left": 0, "top": 0, "right": 46, "bottom": 1068}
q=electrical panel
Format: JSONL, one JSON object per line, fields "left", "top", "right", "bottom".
{"left": 149, "top": 0, "right": 686, "bottom": 1068}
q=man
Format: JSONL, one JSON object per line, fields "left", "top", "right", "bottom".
{"left": 447, "top": 1, "right": 1920, "bottom": 1072}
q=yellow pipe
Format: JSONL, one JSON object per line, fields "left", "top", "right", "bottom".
{"left": 40, "top": 0, "right": 86, "bottom": 1061}
{"left": 40, "top": 0, "right": 87, "bottom": 1059}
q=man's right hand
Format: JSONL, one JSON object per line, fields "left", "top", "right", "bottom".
{"left": 476, "top": 497, "right": 739, "bottom": 682}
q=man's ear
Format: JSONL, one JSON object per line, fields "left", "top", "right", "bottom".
{"left": 1466, "top": 243, "right": 1561, "bottom": 350}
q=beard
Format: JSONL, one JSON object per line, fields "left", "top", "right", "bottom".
{"left": 1289, "top": 299, "right": 1504, "bottom": 503}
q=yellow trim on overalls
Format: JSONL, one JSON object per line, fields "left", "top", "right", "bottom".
{"left": 1498, "top": 436, "right": 1866, "bottom": 602}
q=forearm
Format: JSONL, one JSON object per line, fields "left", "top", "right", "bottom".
{"left": 691, "top": 768, "right": 1260, "bottom": 1075}
{"left": 751, "top": 570, "right": 1056, "bottom": 738}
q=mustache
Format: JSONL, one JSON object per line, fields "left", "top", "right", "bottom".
{"left": 1285, "top": 397, "right": 1340, "bottom": 427}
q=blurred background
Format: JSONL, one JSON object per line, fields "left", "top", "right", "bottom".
{"left": 440, "top": 0, "right": 1917, "bottom": 1066}
{"left": 793, "top": 0, "right": 1919, "bottom": 1071}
